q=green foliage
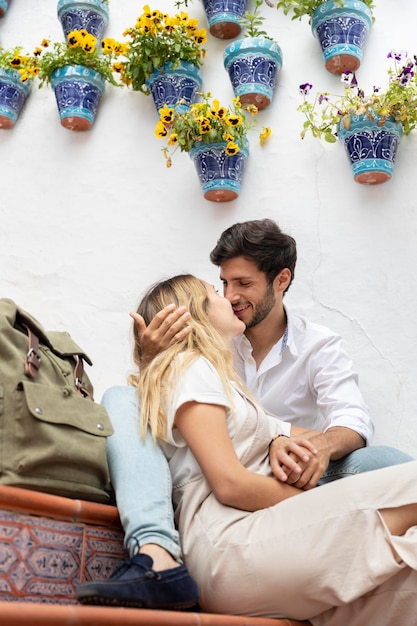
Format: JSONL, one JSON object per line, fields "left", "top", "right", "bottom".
{"left": 298, "top": 52, "right": 417, "bottom": 142}
{"left": 154, "top": 92, "right": 271, "bottom": 166}
{"left": 240, "top": 0, "right": 273, "bottom": 38}
{"left": 37, "top": 30, "right": 119, "bottom": 87}
{"left": 0, "top": 46, "right": 38, "bottom": 83}
{"left": 117, "top": 7, "right": 207, "bottom": 94}
{"left": 275, "top": 0, "right": 375, "bottom": 21}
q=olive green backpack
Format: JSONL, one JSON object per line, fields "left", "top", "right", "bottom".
{"left": 0, "top": 298, "right": 114, "bottom": 503}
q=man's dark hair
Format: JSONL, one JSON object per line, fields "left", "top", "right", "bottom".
{"left": 209, "top": 219, "right": 297, "bottom": 290}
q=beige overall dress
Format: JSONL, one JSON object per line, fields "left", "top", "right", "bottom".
{"left": 171, "top": 395, "right": 417, "bottom": 626}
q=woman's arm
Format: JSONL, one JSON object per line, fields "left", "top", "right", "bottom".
{"left": 174, "top": 401, "right": 302, "bottom": 511}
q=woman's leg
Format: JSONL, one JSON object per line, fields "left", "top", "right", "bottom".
{"left": 76, "top": 386, "right": 199, "bottom": 609}
{"left": 103, "top": 385, "right": 181, "bottom": 562}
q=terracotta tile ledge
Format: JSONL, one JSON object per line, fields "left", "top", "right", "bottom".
{"left": 0, "top": 602, "right": 311, "bottom": 626}
{"left": 0, "top": 485, "right": 121, "bottom": 528}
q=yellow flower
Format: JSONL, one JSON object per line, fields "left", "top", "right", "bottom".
{"left": 210, "top": 99, "right": 227, "bottom": 119}
{"left": 226, "top": 114, "right": 242, "bottom": 127}
{"left": 10, "top": 56, "right": 22, "bottom": 67}
{"left": 159, "top": 104, "right": 175, "bottom": 124}
{"left": 194, "top": 29, "right": 207, "bottom": 45}
{"left": 112, "top": 62, "right": 125, "bottom": 74}
{"left": 259, "top": 127, "right": 271, "bottom": 146}
{"left": 225, "top": 141, "right": 240, "bottom": 156}
{"left": 67, "top": 32, "right": 80, "bottom": 48}
{"left": 168, "top": 133, "right": 178, "bottom": 145}
{"left": 198, "top": 117, "right": 211, "bottom": 133}
{"left": 155, "top": 121, "right": 168, "bottom": 138}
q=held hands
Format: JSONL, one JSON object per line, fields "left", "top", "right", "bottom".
{"left": 130, "top": 304, "right": 192, "bottom": 363}
{"left": 269, "top": 434, "right": 330, "bottom": 490}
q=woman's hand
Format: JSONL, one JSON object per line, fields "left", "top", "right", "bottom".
{"left": 269, "top": 436, "right": 320, "bottom": 489}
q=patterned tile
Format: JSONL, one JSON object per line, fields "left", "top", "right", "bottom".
{"left": 0, "top": 508, "right": 127, "bottom": 604}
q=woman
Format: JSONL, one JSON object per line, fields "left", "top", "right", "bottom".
{"left": 131, "top": 274, "right": 417, "bottom": 625}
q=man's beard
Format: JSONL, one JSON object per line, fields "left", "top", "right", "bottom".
{"left": 245, "top": 283, "right": 276, "bottom": 330}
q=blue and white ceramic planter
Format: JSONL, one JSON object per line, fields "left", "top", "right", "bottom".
{"left": 146, "top": 61, "right": 202, "bottom": 113}
{"left": 202, "top": 0, "right": 248, "bottom": 40}
{"left": 57, "top": 0, "right": 109, "bottom": 42}
{"left": 338, "top": 114, "right": 403, "bottom": 185}
{"left": 224, "top": 36, "right": 283, "bottom": 110}
{"left": 311, "top": 0, "right": 372, "bottom": 75}
{"left": 51, "top": 65, "right": 105, "bottom": 131}
{"left": 0, "top": 0, "right": 11, "bottom": 17}
{"left": 0, "top": 68, "right": 31, "bottom": 128}
{"left": 189, "top": 140, "right": 249, "bottom": 202}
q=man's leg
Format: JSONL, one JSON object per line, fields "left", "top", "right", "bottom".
{"left": 76, "top": 386, "right": 199, "bottom": 609}
{"left": 318, "top": 445, "right": 414, "bottom": 485}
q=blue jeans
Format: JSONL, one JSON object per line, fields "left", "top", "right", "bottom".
{"left": 103, "top": 385, "right": 414, "bottom": 561}
{"left": 318, "top": 445, "right": 413, "bottom": 485}
{"left": 103, "top": 386, "right": 182, "bottom": 562}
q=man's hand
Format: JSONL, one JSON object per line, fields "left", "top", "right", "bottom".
{"left": 269, "top": 435, "right": 329, "bottom": 490}
{"left": 130, "top": 305, "right": 191, "bottom": 364}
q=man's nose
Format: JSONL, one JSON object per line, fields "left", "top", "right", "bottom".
{"left": 224, "top": 285, "right": 239, "bottom": 302}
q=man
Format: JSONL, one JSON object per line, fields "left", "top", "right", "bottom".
{"left": 77, "top": 219, "right": 412, "bottom": 609}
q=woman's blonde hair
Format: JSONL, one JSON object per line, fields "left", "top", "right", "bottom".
{"left": 129, "top": 274, "right": 246, "bottom": 441}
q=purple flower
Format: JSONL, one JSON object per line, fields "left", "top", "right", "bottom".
{"left": 387, "top": 49, "right": 407, "bottom": 62}
{"left": 318, "top": 93, "right": 329, "bottom": 104}
{"left": 341, "top": 71, "right": 357, "bottom": 86}
{"left": 299, "top": 83, "right": 312, "bottom": 95}
{"left": 397, "top": 61, "right": 415, "bottom": 86}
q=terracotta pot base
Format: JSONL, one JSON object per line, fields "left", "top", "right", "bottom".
{"left": 61, "top": 116, "right": 92, "bottom": 131}
{"left": 210, "top": 22, "right": 241, "bottom": 39}
{"left": 204, "top": 188, "right": 238, "bottom": 202}
{"left": 325, "top": 53, "right": 360, "bottom": 75}
{"left": 0, "top": 115, "right": 14, "bottom": 128}
{"left": 239, "top": 93, "right": 271, "bottom": 110}
{"left": 354, "top": 170, "right": 391, "bottom": 185}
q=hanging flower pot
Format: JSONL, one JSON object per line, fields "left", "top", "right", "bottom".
{"left": 337, "top": 114, "right": 403, "bottom": 185}
{"left": 145, "top": 60, "right": 203, "bottom": 113}
{"left": 311, "top": 0, "right": 373, "bottom": 75}
{"left": 189, "top": 140, "right": 249, "bottom": 202}
{"left": 0, "top": 68, "right": 31, "bottom": 128}
{"left": 224, "top": 36, "right": 283, "bottom": 110}
{"left": 0, "top": 0, "right": 11, "bottom": 17}
{"left": 202, "top": 0, "right": 249, "bottom": 40}
{"left": 57, "top": 0, "right": 109, "bottom": 42}
{"left": 51, "top": 64, "right": 105, "bottom": 131}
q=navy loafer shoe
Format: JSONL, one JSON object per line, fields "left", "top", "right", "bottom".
{"left": 76, "top": 553, "right": 200, "bottom": 610}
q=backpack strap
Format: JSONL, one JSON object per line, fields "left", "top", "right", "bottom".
{"left": 22, "top": 322, "right": 93, "bottom": 400}
{"left": 23, "top": 323, "right": 42, "bottom": 379}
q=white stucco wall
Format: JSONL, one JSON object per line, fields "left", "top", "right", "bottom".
{"left": 1, "top": 0, "right": 416, "bottom": 455}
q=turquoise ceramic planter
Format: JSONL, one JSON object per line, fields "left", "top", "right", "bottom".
{"left": 311, "top": 0, "right": 372, "bottom": 74}
{"left": 146, "top": 61, "right": 203, "bottom": 113}
{"left": 338, "top": 114, "right": 403, "bottom": 185}
{"left": 0, "top": 0, "right": 11, "bottom": 17}
{"left": 57, "top": 0, "right": 109, "bottom": 41}
{"left": 224, "top": 36, "right": 283, "bottom": 110}
{"left": 189, "top": 140, "right": 249, "bottom": 202}
{"left": 51, "top": 65, "right": 105, "bottom": 131}
{"left": 202, "top": 0, "right": 248, "bottom": 39}
{"left": 0, "top": 68, "right": 31, "bottom": 128}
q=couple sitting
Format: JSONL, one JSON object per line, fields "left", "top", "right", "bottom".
{"left": 77, "top": 219, "right": 414, "bottom": 625}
